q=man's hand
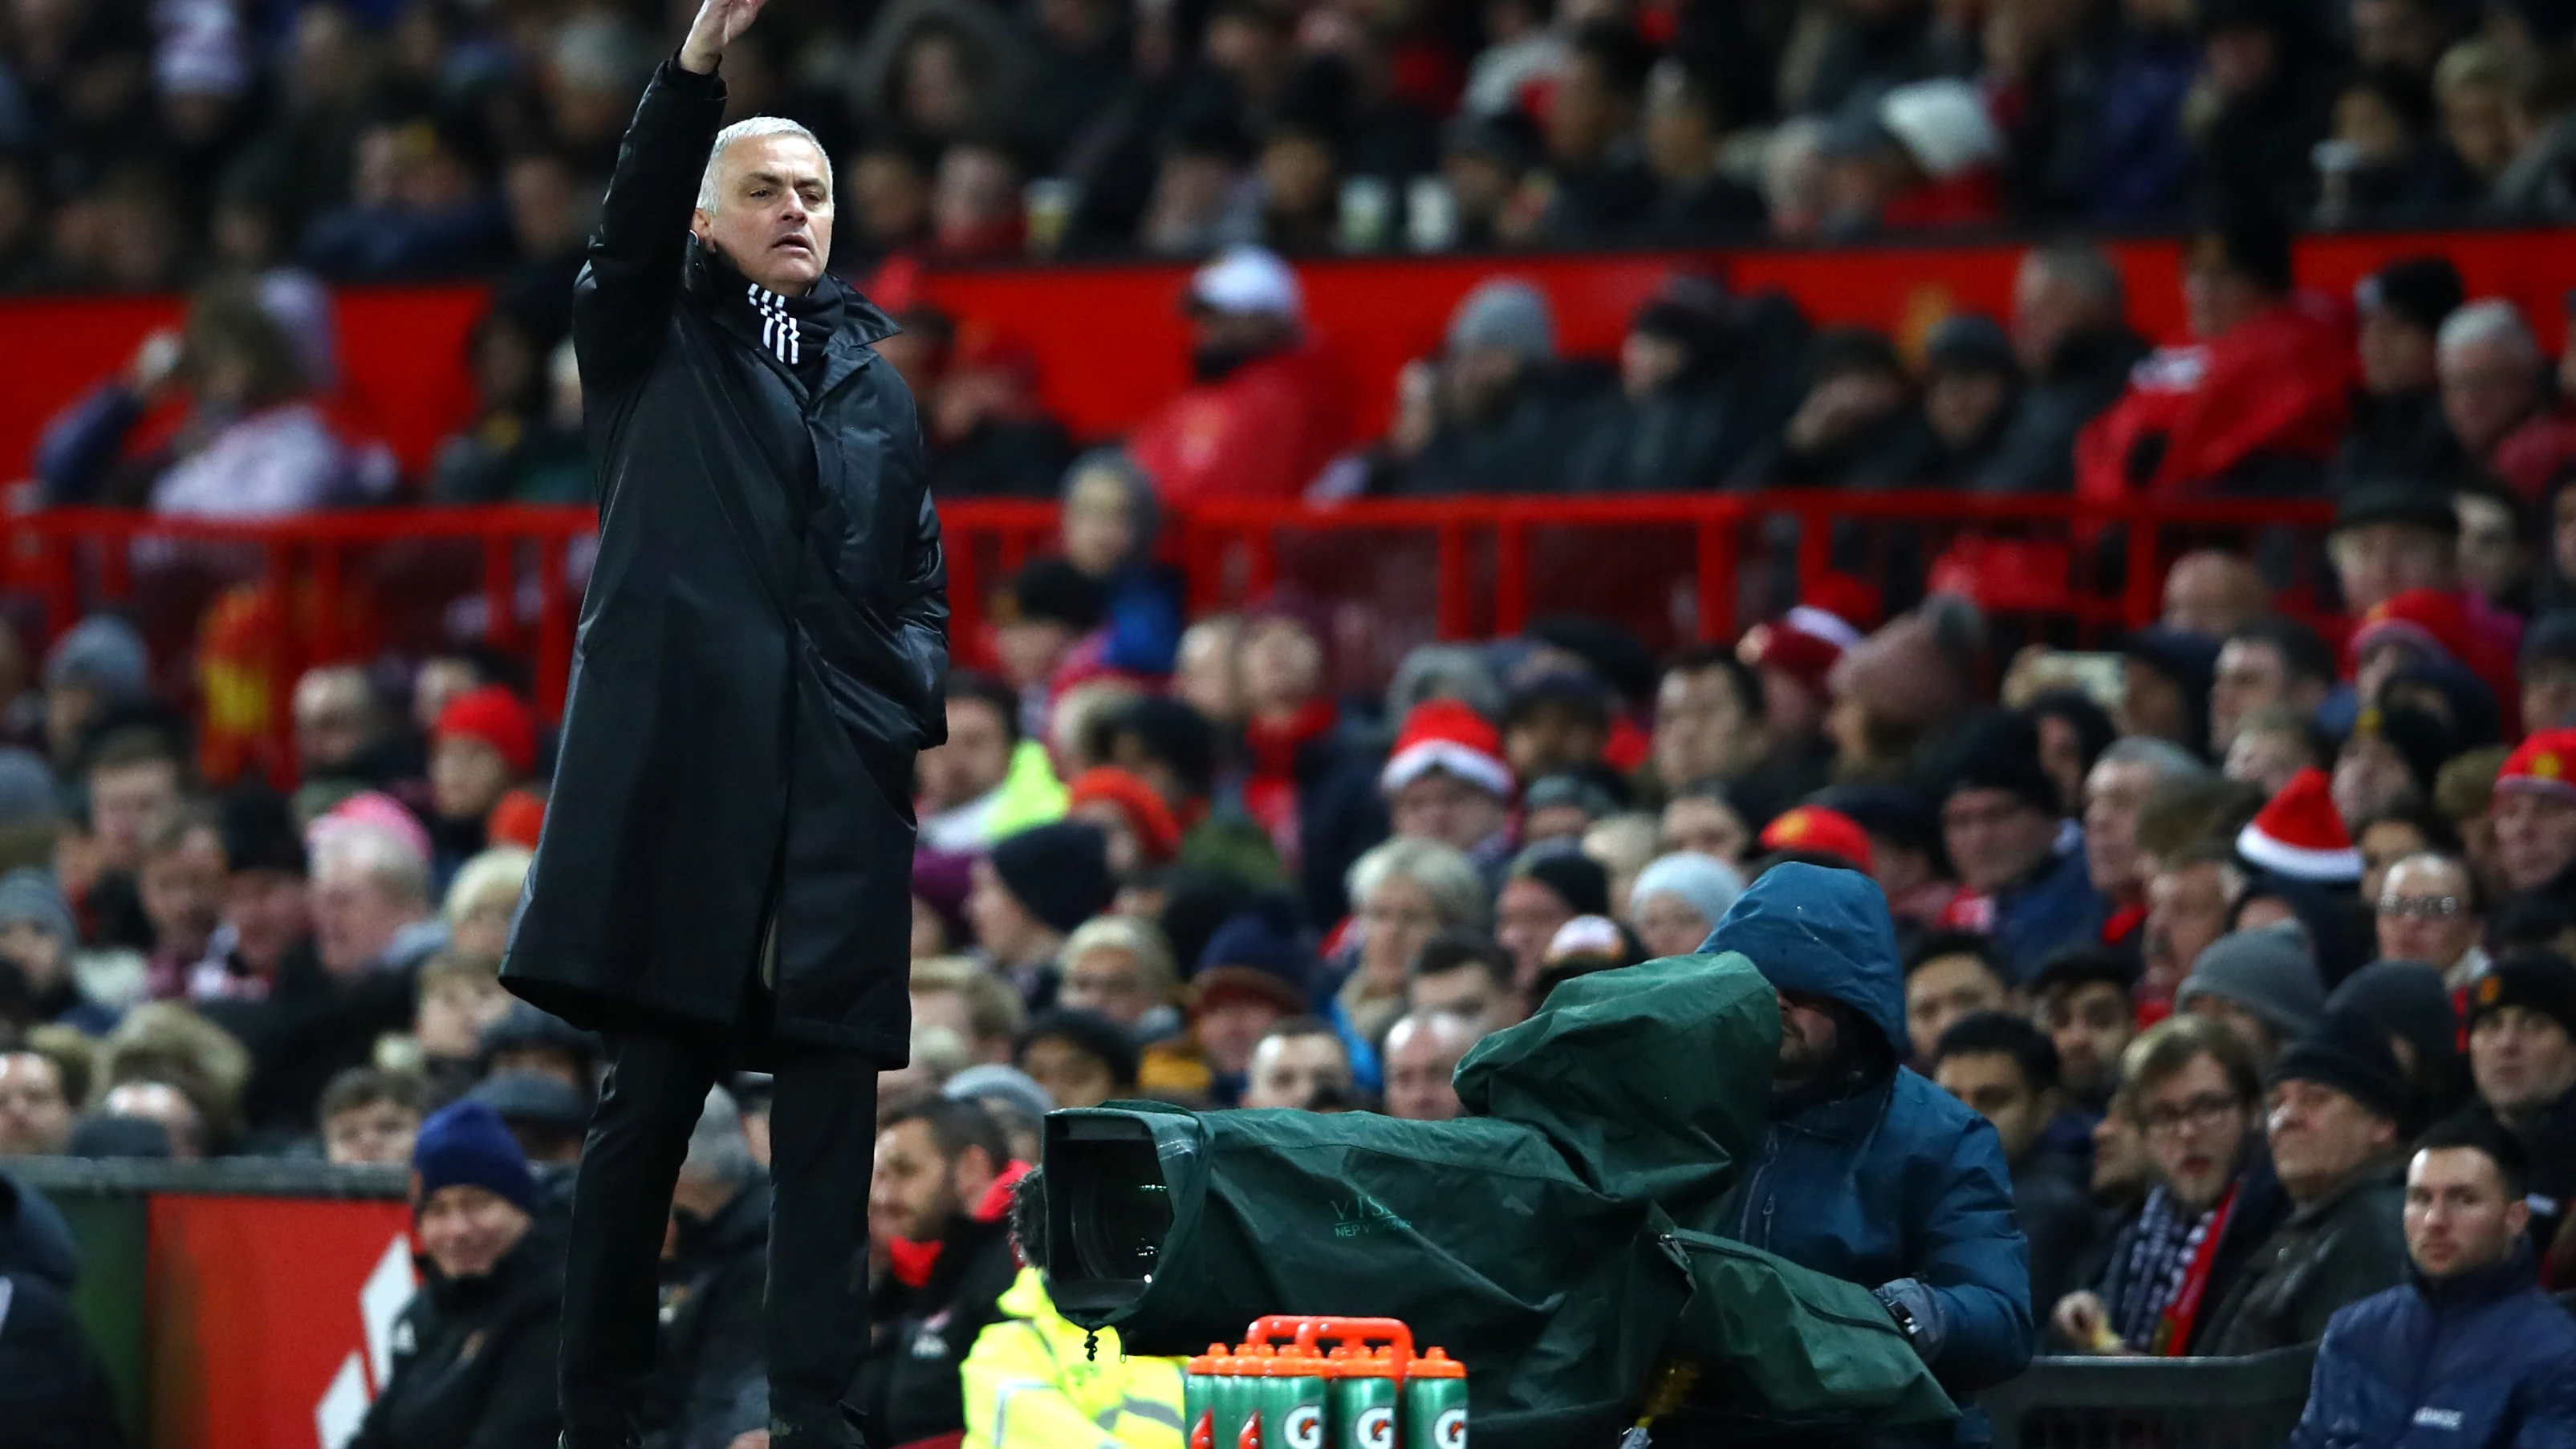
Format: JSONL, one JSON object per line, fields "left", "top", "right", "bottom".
{"left": 680, "top": 0, "right": 769, "bottom": 74}
{"left": 2050, "top": 1290, "right": 2127, "bottom": 1354}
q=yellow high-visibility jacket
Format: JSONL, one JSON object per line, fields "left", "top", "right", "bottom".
{"left": 961, "top": 1266, "right": 1189, "bottom": 1449}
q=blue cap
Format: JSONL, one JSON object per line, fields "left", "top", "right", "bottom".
{"left": 411, "top": 1100, "right": 534, "bottom": 1213}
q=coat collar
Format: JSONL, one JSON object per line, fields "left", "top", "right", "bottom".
{"left": 683, "top": 237, "right": 900, "bottom": 394}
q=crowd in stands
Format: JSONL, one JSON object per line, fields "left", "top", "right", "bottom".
{"left": 9, "top": 389, "right": 2576, "bottom": 1435}
{"left": 14, "top": 0, "right": 2576, "bottom": 294}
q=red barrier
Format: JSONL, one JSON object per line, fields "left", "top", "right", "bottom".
{"left": 8, "top": 492, "right": 2338, "bottom": 778}
{"left": 2, "top": 229, "right": 2570, "bottom": 489}
{"left": 144, "top": 1194, "right": 416, "bottom": 1449}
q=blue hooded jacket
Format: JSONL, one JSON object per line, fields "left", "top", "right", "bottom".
{"left": 1701, "top": 864, "right": 2035, "bottom": 1446}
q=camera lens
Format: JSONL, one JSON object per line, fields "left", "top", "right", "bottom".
{"left": 1068, "top": 1138, "right": 1173, "bottom": 1281}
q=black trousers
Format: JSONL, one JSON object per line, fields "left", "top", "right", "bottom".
{"left": 560, "top": 1029, "right": 879, "bottom": 1444}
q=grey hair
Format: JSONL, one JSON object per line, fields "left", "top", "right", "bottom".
{"left": 1387, "top": 643, "right": 1504, "bottom": 720}
{"left": 1347, "top": 837, "right": 1491, "bottom": 933}
{"left": 2095, "top": 737, "right": 2210, "bottom": 783}
{"left": 679, "top": 1086, "right": 758, "bottom": 1187}
{"left": 697, "top": 117, "right": 833, "bottom": 213}
{"left": 311, "top": 822, "right": 430, "bottom": 908}
{"left": 2438, "top": 298, "right": 2540, "bottom": 365}
{"left": 2026, "top": 241, "right": 2125, "bottom": 311}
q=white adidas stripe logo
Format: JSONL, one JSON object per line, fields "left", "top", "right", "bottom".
{"left": 747, "top": 282, "right": 799, "bottom": 366}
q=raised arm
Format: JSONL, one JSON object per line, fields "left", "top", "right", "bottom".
{"left": 570, "top": 0, "right": 768, "bottom": 387}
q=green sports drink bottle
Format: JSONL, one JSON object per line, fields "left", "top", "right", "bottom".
{"left": 1329, "top": 1346, "right": 1401, "bottom": 1449}
{"left": 1266, "top": 1345, "right": 1331, "bottom": 1449}
{"left": 1403, "top": 1348, "right": 1466, "bottom": 1449}
{"left": 1187, "top": 1344, "right": 1233, "bottom": 1449}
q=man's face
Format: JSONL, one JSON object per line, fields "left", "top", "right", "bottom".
{"left": 295, "top": 680, "right": 376, "bottom": 772}
{"left": 1243, "top": 1032, "right": 1353, "bottom": 1110}
{"left": 2375, "top": 856, "right": 2479, "bottom": 971}
{"left": 324, "top": 1100, "right": 422, "bottom": 1166}
{"left": 2358, "top": 309, "right": 2438, "bottom": 396}
{"left": 965, "top": 858, "right": 1050, "bottom": 965}
{"left": 2210, "top": 639, "right": 2290, "bottom": 752}
{"left": 1383, "top": 1015, "right": 1474, "bottom": 1122}
{"left": 2470, "top": 1005, "right": 2576, "bottom": 1118}
{"left": 2493, "top": 789, "right": 2576, "bottom": 892}
{"left": 1655, "top": 665, "right": 1759, "bottom": 788}
{"left": 140, "top": 826, "right": 226, "bottom": 960}
{"left": 1503, "top": 702, "right": 1607, "bottom": 781}
{"left": 2330, "top": 522, "right": 2456, "bottom": 615}
{"left": 2118, "top": 661, "right": 2192, "bottom": 746}
{"left": 1021, "top": 1036, "right": 1119, "bottom": 1110}
{"left": 919, "top": 698, "right": 1013, "bottom": 814}
{"left": 1907, "top": 954, "right": 2011, "bottom": 1061}
{"left": 1240, "top": 618, "right": 1325, "bottom": 720}
{"left": 90, "top": 759, "right": 181, "bottom": 871}
{"left": 2045, "top": 980, "right": 2136, "bottom": 1102}
{"left": 2334, "top": 736, "right": 2422, "bottom": 828}
{"left": 429, "top": 735, "right": 514, "bottom": 823}
{"left": 869, "top": 1118, "right": 970, "bottom": 1245}
{"left": 2082, "top": 759, "right": 2160, "bottom": 898}
{"left": 417, "top": 972, "right": 512, "bottom": 1059}
{"left": 1936, "top": 1050, "right": 2050, "bottom": 1163}
{"left": 1197, "top": 995, "right": 1287, "bottom": 1077}
{"left": 2266, "top": 1078, "right": 2395, "bottom": 1203}
{"left": 692, "top": 133, "right": 834, "bottom": 294}
{"left": 104, "top": 1081, "right": 205, "bottom": 1159}
{"left": 223, "top": 867, "right": 311, "bottom": 975}
{"left": 1660, "top": 794, "right": 1749, "bottom": 864}
{"left": 2404, "top": 1146, "right": 2529, "bottom": 1279}
{"left": 311, "top": 866, "right": 419, "bottom": 977}
{"left": 1410, "top": 964, "right": 1516, "bottom": 1033}
{"left": 1943, "top": 788, "right": 2058, "bottom": 893}
{"left": 2145, "top": 862, "right": 2234, "bottom": 996}
{"left": 1774, "top": 991, "right": 1843, "bottom": 1088}
{"left": 1496, "top": 877, "right": 1576, "bottom": 989}
{"left": 2524, "top": 660, "right": 2576, "bottom": 733}
{"left": 1058, "top": 945, "right": 1157, "bottom": 1028}
{"left": 2440, "top": 335, "right": 2538, "bottom": 457}
{"left": 2136, "top": 1053, "right": 2253, "bottom": 1211}
{"left": 416, "top": 1185, "right": 531, "bottom": 1281}
{"left": 0, "top": 1053, "right": 72, "bottom": 1156}
{"left": 1389, "top": 770, "right": 1508, "bottom": 853}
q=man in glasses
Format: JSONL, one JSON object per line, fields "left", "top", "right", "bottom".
{"left": 2374, "top": 852, "right": 2488, "bottom": 990}
{"left": 2050, "top": 1016, "right": 2289, "bottom": 1354}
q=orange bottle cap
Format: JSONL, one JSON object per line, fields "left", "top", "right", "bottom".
{"left": 1412, "top": 1347, "right": 1466, "bottom": 1378}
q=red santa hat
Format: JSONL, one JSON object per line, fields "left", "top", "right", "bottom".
{"left": 2497, "top": 728, "right": 2576, "bottom": 804}
{"left": 1737, "top": 574, "right": 1882, "bottom": 694}
{"left": 1379, "top": 700, "right": 1514, "bottom": 799}
{"left": 2235, "top": 768, "right": 2361, "bottom": 882}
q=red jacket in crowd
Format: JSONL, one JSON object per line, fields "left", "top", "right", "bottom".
{"left": 2075, "top": 295, "right": 2355, "bottom": 499}
{"left": 1126, "top": 344, "right": 1352, "bottom": 505}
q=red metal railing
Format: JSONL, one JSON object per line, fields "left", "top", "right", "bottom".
{"left": 7, "top": 492, "right": 2339, "bottom": 772}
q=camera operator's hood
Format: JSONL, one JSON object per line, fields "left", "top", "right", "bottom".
{"left": 1696, "top": 862, "right": 1908, "bottom": 1061}
{"left": 1453, "top": 946, "right": 1779, "bottom": 1226}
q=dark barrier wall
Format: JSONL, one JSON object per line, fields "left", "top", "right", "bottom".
{"left": 1, "top": 230, "right": 2572, "bottom": 483}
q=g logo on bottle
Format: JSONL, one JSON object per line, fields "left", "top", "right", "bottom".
{"left": 1355, "top": 1406, "right": 1395, "bottom": 1449}
{"left": 1435, "top": 1408, "right": 1466, "bottom": 1449}
{"left": 1286, "top": 1405, "right": 1323, "bottom": 1449}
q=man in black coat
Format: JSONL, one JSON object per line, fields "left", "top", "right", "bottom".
{"left": 498, "top": 1, "right": 949, "bottom": 1443}
{"left": 858, "top": 1098, "right": 1021, "bottom": 1446}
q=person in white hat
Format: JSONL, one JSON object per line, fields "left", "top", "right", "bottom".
{"left": 1124, "top": 245, "right": 1351, "bottom": 505}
